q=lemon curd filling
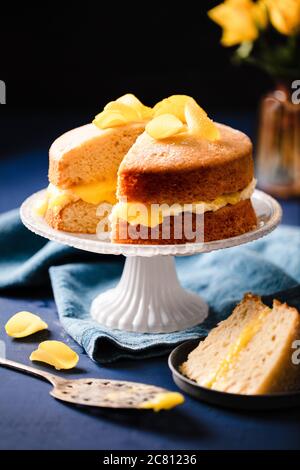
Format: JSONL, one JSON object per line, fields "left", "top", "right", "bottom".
{"left": 36, "top": 179, "right": 117, "bottom": 216}
{"left": 204, "top": 306, "right": 270, "bottom": 390}
{"left": 36, "top": 174, "right": 256, "bottom": 231}
{"left": 112, "top": 179, "right": 256, "bottom": 228}
{"left": 69, "top": 180, "right": 117, "bottom": 205}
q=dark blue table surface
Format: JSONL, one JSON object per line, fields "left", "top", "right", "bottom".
{"left": 0, "top": 115, "right": 300, "bottom": 450}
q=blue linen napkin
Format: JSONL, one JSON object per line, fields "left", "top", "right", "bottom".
{"left": 0, "top": 208, "right": 300, "bottom": 363}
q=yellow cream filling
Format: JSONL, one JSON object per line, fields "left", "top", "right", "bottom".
{"left": 139, "top": 392, "right": 184, "bottom": 411}
{"left": 204, "top": 307, "right": 271, "bottom": 389}
{"left": 112, "top": 179, "right": 256, "bottom": 228}
{"left": 36, "top": 180, "right": 117, "bottom": 216}
{"left": 69, "top": 180, "right": 117, "bottom": 205}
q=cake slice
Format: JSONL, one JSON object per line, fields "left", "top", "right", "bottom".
{"left": 181, "top": 294, "right": 300, "bottom": 395}
{"left": 39, "top": 94, "right": 151, "bottom": 233}
{"left": 111, "top": 96, "right": 257, "bottom": 244}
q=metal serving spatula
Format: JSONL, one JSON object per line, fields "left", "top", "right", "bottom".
{"left": 0, "top": 357, "right": 183, "bottom": 410}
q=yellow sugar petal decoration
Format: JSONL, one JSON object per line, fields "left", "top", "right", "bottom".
{"left": 30, "top": 340, "right": 79, "bottom": 370}
{"left": 116, "top": 93, "right": 153, "bottom": 119}
{"left": 93, "top": 110, "right": 128, "bottom": 128}
{"left": 104, "top": 101, "right": 140, "bottom": 121}
{"left": 153, "top": 95, "right": 193, "bottom": 122}
{"left": 5, "top": 312, "right": 48, "bottom": 338}
{"left": 94, "top": 94, "right": 152, "bottom": 129}
{"left": 185, "top": 100, "right": 220, "bottom": 141}
{"left": 146, "top": 114, "right": 185, "bottom": 139}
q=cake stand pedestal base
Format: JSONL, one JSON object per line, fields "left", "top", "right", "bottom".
{"left": 90, "top": 255, "right": 209, "bottom": 333}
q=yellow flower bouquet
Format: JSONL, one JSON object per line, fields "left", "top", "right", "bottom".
{"left": 208, "top": 0, "right": 300, "bottom": 78}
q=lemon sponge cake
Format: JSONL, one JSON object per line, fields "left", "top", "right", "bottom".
{"left": 181, "top": 294, "right": 300, "bottom": 395}
{"left": 111, "top": 96, "right": 257, "bottom": 244}
{"left": 40, "top": 94, "right": 257, "bottom": 243}
{"left": 39, "top": 94, "right": 152, "bottom": 233}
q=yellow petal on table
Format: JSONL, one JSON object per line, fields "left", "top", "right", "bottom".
{"left": 185, "top": 100, "right": 220, "bottom": 141}
{"left": 93, "top": 110, "right": 128, "bottom": 129}
{"left": 30, "top": 341, "right": 79, "bottom": 370}
{"left": 145, "top": 114, "right": 185, "bottom": 139}
{"left": 153, "top": 95, "right": 194, "bottom": 122}
{"left": 139, "top": 392, "right": 185, "bottom": 412}
{"left": 116, "top": 94, "right": 153, "bottom": 119}
{"left": 5, "top": 312, "right": 48, "bottom": 338}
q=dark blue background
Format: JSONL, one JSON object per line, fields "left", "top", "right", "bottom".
{"left": 1, "top": 1, "right": 300, "bottom": 450}
{"left": 0, "top": 2, "right": 272, "bottom": 111}
{"left": 0, "top": 112, "right": 300, "bottom": 450}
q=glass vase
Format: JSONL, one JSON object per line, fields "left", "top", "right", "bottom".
{"left": 256, "top": 82, "right": 300, "bottom": 198}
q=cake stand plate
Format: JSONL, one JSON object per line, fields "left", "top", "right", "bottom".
{"left": 20, "top": 189, "right": 282, "bottom": 333}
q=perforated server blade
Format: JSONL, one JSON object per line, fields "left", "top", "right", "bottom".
{"left": 0, "top": 357, "right": 184, "bottom": 411}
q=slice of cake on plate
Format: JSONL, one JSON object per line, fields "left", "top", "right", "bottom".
{"left": 181, "top": 294, "right": 300, "bottom": 394}
{"left": 111, "top": 95, "right": 257, "bottom": 244}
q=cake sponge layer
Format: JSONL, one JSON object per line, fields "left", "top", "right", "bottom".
{"left": 44, "top": 199, "right": 108, "bottom": 234}
{"left": 111, "top": 199, "right": 257, "bottom": 244}
{"left": 49, "top": 122, "right": 145, "bottom": 189}
{"left": 118, "top": 123, "right": 253, "bottom": 203}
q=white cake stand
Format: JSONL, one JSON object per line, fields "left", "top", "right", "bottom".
{"left": 20, "top": 189, "right": 282, "bottom": 333}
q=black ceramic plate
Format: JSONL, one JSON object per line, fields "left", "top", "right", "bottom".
{"left": 168, "top": 338, "right": 300, "bottom": 410}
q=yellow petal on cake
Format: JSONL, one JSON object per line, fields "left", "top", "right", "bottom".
{"left": 5, "top": 312, "right": 48, "bottom": 338}
{"left": 116, "top": 94, "right": 153, "bottom": 119}
{"left": 30, "top": 340, "right": 79, "bottom": 370}
{"left": 93, "top": 110, "right": 128, "bottom": 129}
{"left": 153, "top": 95, "right": 193, "bottom": 122}
{"left": 185, "top": 100, "right": 220, "bottom": 141}
{"left": 104, "top": 101, "right": 140, "bottom": 121}
{"left": 146, "top": 114, "right": 185, "bottom": 139}
{"left": 116, "top": 93, "right": 142, "bottom": 108}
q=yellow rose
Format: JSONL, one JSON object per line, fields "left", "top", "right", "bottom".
{"left": 208, "top": 0, "right": 268, "bottom": 46}
{"left": 265, "top": 0, "right": 300, "bottom": 35}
